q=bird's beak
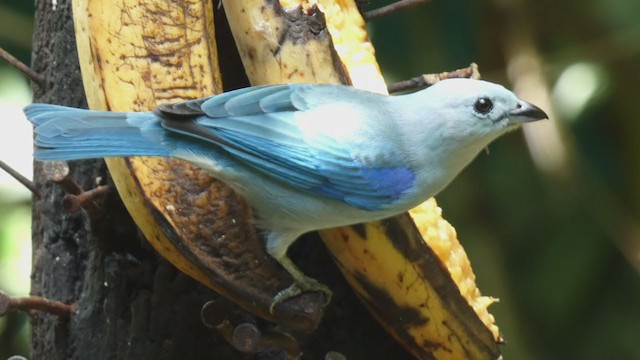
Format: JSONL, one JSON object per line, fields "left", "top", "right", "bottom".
{"left": 508, "top": 100, "right": 548, "bottom": 123}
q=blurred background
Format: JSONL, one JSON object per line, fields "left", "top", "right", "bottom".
{"left": 0, "top": 0, "right": 36, "bottom": 358}
{"left": 1, "top": 0, "right": 638, "bottom": 358}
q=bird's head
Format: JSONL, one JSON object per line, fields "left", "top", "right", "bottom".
{"left": 418, "top": 78, "right": 548, "bottom": 143}
{"left": 389, "top": 78, "right": 549, "bottom": 199}
{"left": 397, "top": 78, "right": 549, "bottom": 185}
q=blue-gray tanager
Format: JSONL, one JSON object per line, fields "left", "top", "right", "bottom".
{"left": 25, "top": 79, "right": 547, "bottom": 306}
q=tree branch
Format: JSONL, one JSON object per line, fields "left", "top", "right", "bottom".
{"left": 0, "top": 291, "right": 73, "bottom": 318}
{"left": 388, "top": 63, "right": 480, "bottom": 93}
{"left": 363, "top": 0, "right": 432, "bottom": 21}
{"left": 0, "top": 46, "right": 45, "bottom": 86}
{"left": 0, "top": 160, "right": 40, "bottom": 198}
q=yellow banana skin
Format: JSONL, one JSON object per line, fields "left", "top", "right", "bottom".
{"left": 223, "top": 1, "right": 501, "bottom": 359}
{"left": 72, "top": 0, "right": 326, "bottom": 332}
{"left": 323, "top": 204, "right": 500, "bottom": 359}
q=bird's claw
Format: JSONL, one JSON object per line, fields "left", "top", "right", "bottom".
{"left": 270, "top": 277, "right": 332, "bottom": 314}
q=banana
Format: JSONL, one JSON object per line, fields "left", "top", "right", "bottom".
{"left": 223, "top": 1, "right": 501, "bottom": 358}
{"left": 322, "top": 204, "right": 501, "bottom": 359}
{"left": 72, "top": 0, "right": 326, "bottom": 332}
{"left": 409, "top": 200, "right": 500, "bottom": 343}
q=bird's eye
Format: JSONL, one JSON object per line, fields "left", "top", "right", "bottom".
{"left": 474, "top": 97, "right": 493, "bottom": 114}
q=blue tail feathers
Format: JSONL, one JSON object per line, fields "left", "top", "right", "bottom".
{"left": 24, "top": 104, "right": 171, "bottom": 161}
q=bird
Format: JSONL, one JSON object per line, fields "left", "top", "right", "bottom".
{"left": 25, "top": 78, "right": 548, "bottom": 310}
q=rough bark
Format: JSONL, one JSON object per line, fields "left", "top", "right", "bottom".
{"left": 29, "top": 0, "right": 409, "bottom": 359}
{"left": 30, "top": 1, "right": 231, "bottom": 357}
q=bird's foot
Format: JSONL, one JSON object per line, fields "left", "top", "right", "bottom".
{"left": 270, "top": 276, "right": 332, "bottom": 314}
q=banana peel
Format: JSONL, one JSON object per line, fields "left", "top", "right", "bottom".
{"left": 72, "top": 0, "right": 326, "bottom": 332}
{"left": 223, "top": 1, "right": 501, "bottom": 358}
{"left": 322, "top": 204, "right": 501, "bottom": 359}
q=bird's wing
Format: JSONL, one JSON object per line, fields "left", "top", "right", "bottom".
{"left": 157, "top": 84, "right": 415, "bottom": 211}
{"left": 157, "top": 83, "right": 347, "bottom": 117}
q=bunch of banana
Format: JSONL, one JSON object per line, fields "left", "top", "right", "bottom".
{"left": 72, "top": 0, "right": 501, "bottom": 357}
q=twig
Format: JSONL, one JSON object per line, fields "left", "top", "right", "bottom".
{"left": 0, "top": 291, "right": 73, "bottom": 318}
{"left": 0, "top": 160, "right": 40, "bottom": 198}
{"left": 63, "top": 185, "right": 110, "bottom": 215}
{"left": 363, "top": 0, "right": 431, "bottom": 21}
{"left": 0, "top": 46, "right": 45, "bottom": 86}
{"left": 43, "top": 160, "right": 106, "bottom": 219}
{"left": 388, "top": 63, "right": 480, "bottom": 93}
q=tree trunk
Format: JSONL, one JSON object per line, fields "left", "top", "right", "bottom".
{"left": 29, "top": 0, "right": 409, "bottom": 358}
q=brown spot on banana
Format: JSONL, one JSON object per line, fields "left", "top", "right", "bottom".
{"left": 221, "top": 0, "right": 349, "bottom": 85}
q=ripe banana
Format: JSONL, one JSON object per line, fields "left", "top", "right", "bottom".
{"left": 223, "top": 1, "right": 501, "bottom": 359}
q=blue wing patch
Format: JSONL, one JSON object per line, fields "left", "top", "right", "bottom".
{"left": 313, "top": 168, "right": 416, "bottom": 210}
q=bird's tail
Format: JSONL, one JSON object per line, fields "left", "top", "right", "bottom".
{"left": 24, "top": 104, "right": 171, "bottom": 161}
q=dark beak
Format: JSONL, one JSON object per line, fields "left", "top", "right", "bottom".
{"left": 508, "top": 100, "right": 548, "bottom": 123}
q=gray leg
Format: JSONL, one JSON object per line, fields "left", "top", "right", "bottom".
{"left": 266, "top": 231, "right": 332, "bottom": 313}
